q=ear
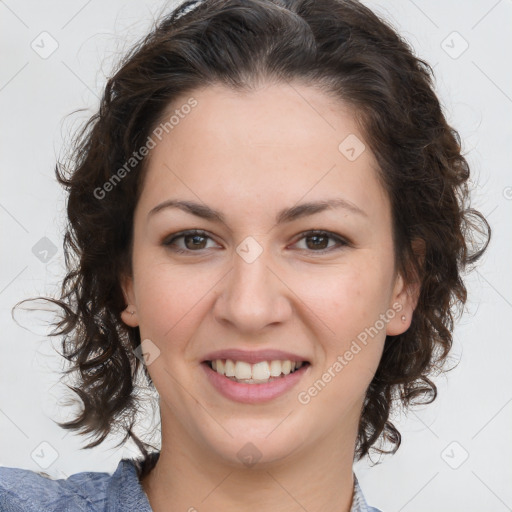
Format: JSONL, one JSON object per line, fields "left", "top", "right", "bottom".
{"left": 120, "top": 273, "right": 139, "bottom": 328}
{"left": 386, "top": 238, "right": 424, "bottom": 336}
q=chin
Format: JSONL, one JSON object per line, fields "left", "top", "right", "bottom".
{"left": 206, "top": 429, "right": 305, "bottom": 470}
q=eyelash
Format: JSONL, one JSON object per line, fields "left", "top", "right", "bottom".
{"left": 163, "top": 229, "right": 349, "bottom": 255}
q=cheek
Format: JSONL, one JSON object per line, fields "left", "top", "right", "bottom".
{"left": 291, "top": 258, "right": 393, "bottom": 396}
{"left": 295, "top": 260, "right": 391, "bottom": 337}
{"left": 133, "top": 257, "right": 220, "bottom": 342}
{"left": 298, "top": 269, "right": 389, "bottom": 409}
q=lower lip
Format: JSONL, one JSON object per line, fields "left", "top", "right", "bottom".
{"left": 201, "top": 362, "right": 310, "bottom": 404}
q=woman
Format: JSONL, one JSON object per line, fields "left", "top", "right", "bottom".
{"left": 0, "top": 0, "right": 490, "bottom": 511}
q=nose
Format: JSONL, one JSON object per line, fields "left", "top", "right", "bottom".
{"left": 212, "top": 243, "right": 293, "bottom": 333}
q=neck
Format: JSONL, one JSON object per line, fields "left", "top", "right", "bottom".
{"left": 141, "top": 407, "right": 358, "bottom": 512}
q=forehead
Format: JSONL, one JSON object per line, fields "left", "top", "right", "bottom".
{"left": 137, "top": 82, "right": 390, "bottom": 226}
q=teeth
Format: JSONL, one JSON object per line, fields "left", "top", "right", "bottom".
{"left": 209, "top": 359, "right": 305, "bottom": 382}
{"left": 252, "top": 361, "right": 270, "bottom": 380}
{"left": 225, "top": 359, "right": 236, "bottom": 377}
{"left": 269, "top": 360, "right": 282, "bottom": 377}
{"left": 235, "top": 361, "right": 252, "bottom": 380}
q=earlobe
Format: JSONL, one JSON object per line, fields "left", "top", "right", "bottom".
{"left": 386, "top": 273, "right": 420, "bottom": 336}
{"left": 120, "top": 305, "right": 139, "bottom": 327}
{"left": 386, "top": 238, "right": 424, "bottom": 336}
{"left": 120, "top": 274, "right": 139, "bottom": 327}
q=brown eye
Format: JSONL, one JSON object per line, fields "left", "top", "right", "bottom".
{"left": 305, "top": 233, "right": 330, "bottom": 250}
{"left": 163, "top": 230, "right": 218, "bottom": 254}
{"left": 292, "top": 230, "right": 348, "bottom": 253}
{"left": 183, "top": 233, "right": 208, "bottom": 250}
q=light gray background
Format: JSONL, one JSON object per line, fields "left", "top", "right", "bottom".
{"left": 1, "top": 1, "right": 511, "bottom": 511}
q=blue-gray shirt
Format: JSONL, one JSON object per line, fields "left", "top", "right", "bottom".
{"left": 0, "top": 453, "right": 382, "bottom": 511}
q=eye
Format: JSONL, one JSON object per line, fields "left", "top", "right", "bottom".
{"left": 291, "top": 230, "right": 349, "bottom": 254}
{"left": 163, "top": 229, "right": 349, "bottom": 255}
{"left": 163, "top": 229, "right": 220, "bottom": 254}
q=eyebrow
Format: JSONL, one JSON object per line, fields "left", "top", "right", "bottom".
{"left": 147, "top": 197, "right": 367, "bottom": 225}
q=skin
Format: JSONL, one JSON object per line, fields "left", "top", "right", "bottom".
{"left": 120, "top": 82, "right": 419, "bottom": 512}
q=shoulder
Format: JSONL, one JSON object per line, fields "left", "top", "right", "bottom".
{"left": 0, "top": 456, "right": 154, "bottom": 512}
{"left": 0, "top": 464, "right": 111, "bottom": 512}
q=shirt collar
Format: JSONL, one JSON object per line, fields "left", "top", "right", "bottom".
{"left": 351, "top": 474, "right": 373, "bottom": 512}
{"left": 106, "top": 458, "right": 153, "bottom": 512}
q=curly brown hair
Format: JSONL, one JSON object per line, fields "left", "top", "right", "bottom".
{"left": 14, "top": 0, "right": 490, "bottom": 477}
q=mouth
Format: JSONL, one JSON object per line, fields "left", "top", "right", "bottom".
{"left": 202, "top": 359, "right": 310, "bottom": 384}
{"left": 201, "top": 357, "right": 311, "bottom": 403}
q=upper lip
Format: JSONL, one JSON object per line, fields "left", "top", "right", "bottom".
{"left": 202, "top": 349, "right": 311, "bottom": 364}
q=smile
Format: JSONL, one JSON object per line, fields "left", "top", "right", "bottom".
{"left": 208, "top": 359, "right": 305, "bottom": 383}
{"left": 201, "top": 359, "right": 311, "bottom": 403}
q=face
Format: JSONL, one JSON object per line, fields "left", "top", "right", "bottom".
{"left": 121, "top": 82, "right": 416, "bottom": 469}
